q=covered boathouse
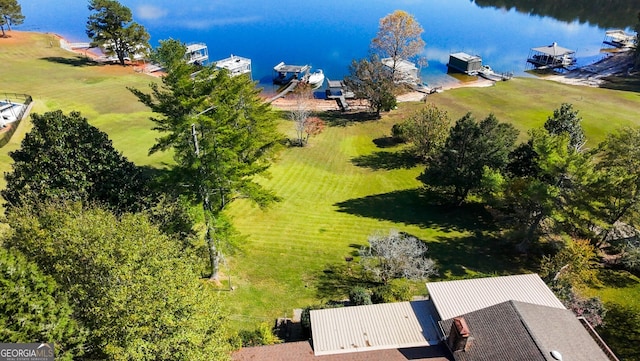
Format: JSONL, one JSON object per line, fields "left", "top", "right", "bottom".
{"left": 527, "top": 42, "right": 576, "bottom": 70}
{"left": 447, "top": 52, "right": 482, "bottom": 75}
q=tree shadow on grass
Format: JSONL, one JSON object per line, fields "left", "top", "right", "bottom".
{"left": 351, "top": 150, "right": 420, "bottom": 170}
{"left": 334, "top": 188, "right": 497, "bottom": 234}
{"left": 315, "top": 262, "right": 379, "bottom": 301}
{"left": 428, "top": 234, "right": 536, "bottom": 277}
{"left": 597, "top": 268, "right": 639, "bottom": 288}
{"left": 317, "top": 110, "right": 379, "bottom": 127}
{"left": 597, "top": 303, "right": 640, "bottom": 361}
{"left": 372, "top": 136, "right": 401, "bottom": 148}
{"left": 40, "top": 56, "right": 99, "bottom": 67}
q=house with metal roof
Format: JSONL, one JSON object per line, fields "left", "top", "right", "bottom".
{"left": 232, "top": 274, "right": 618, "bottom": 361}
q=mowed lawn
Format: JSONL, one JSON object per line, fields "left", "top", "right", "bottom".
{"left": 2, "top": 32, "right": 639, "bottom": 343}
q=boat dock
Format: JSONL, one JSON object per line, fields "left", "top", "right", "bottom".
{"left": 273, "top": 62, "right": 311, "bottom": 85}
{"left": 214, "top": 54, "right": 252, "bottom": 78}
{"left": 325, "top": 79, "right": 354, "bottom": 111}
{"left": 186, "top": 43, "right": 209, "bottom": 65}
{"left": 602, "top": 30, "right": 636, "bottom": 51}
{"left": 527, "top": 42, "right": 576, "bottom": 70}
{"left": 265, "top": 79, "right": 300, "bottom": 104}
{"left": 447, "top": 52, "right": 482, "bottom": 75}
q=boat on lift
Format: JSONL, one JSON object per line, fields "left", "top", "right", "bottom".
{"left": 307, "top": 69, "right": 325, "bottom": 89}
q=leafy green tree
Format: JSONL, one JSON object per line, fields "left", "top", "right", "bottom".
{"left": 540, "top": 238, "right": 601, "bottom": 287}
{"left": 2, "top": 110, "right": 149, "bottom": 214}
{"left": 590, "top": 128, "right": 640, "bottom": 241}
{"left": 0, "top": 0, "right": 24, "bottom": 37}
{"left": 344, "top": 54, "right": 397, "bottom": 117}
{"left": 635, "top": 11, "right": 640, "bottom": 69}
{"left": 0, "top": 247, "right": 86, "bottom": 360}
{"left": 544, "top": 103, "right": 586, "bottom": 151}
{"left": 371, "top": 10, "right": 425, "bottom": 81}
{"left": 86, "top": 0, "right": 150, "bottom": 66}
{"left": 503, "top": 129, "right": 596, "bottom": 247}
{"left": 5, "top": 202, "right": 231, "bottom": 361}
{"left": 130, "top": 62, "right": 282, "bottom": 280}
{"left": 150, "top": 38, "right": 188, "bottom": 71}
{"left": 394, "top": 104, "right": 450, "bottom": 161}
{"left": 419, "top": 113, "right": 518, "bottom": 205}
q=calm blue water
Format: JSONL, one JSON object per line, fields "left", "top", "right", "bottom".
{"left": 18, "top": 0, "right": 620, "bottom": 89}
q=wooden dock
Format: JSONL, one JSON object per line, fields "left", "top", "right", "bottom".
{"left": 265, "top": 80, "right": 299, "bottom": 104}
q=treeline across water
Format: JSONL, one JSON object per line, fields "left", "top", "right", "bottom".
{"left": 474, "top": 0, "right": 640, "bottom": 29}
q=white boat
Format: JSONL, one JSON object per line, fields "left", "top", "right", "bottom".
{"left": 307, "top": 69, "right": 325, "bottom": 89}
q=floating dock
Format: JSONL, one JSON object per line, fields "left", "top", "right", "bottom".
{"left": 602, "top": 29, "right": 636, "bottom": 51}
{"left": 273, "top": 62, "right": 311, "bottom": 85}
{"left": 214, "top": 54, "right": 252, "bottom": 78}
{"left": 185, "top": 43, "right": 209, "bottom": 65}
{"left": 381, "top": 57, "right": 420, "bottom": 84}
{"left": 325, "top": 79, "right": 354, "bottom": 111}
{"left": 527, "top": 42, "right": 576, "bottom": 70}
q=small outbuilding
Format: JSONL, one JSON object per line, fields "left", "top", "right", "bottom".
{"left": 447, "top": 52, "right": 482, "bottom": 75}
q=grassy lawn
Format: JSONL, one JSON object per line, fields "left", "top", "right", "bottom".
{"left": 2, "top": 32, "right": 639, "bottom": 355}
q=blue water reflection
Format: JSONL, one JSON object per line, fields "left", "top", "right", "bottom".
{"left": 18, "top": 0, "right": 616, "bottom": 88}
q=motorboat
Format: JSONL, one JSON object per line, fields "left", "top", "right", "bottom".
{"left": 307, "top": 69, "right": 325, "bottom": 89}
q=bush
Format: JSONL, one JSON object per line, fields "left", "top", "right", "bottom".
{"left": 238, "top": 323, "right": 281, "bottom": 347}
{"left": 371, "top": 279, "right": 412, "bottom": 304}
{"left": 349, "top": 286, "right": 372, "bottom": 306}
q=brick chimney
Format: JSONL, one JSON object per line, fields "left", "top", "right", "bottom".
{"left": 447, "top": 317, "right": 473, "bottom": 352}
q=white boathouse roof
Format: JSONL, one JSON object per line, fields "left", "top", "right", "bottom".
{"left": 531, "top": 42, "right": 575, "bottom": 56}
{"left": 426, "top": 273, "right": 565, "bottom": 321}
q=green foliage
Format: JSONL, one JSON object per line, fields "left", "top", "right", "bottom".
{"left": 591, "top": 127, "right": 640, "bottom": 237}
{"left": 544, "top": 103, "right": 586, "bottom": 151}
{"left": 5, "top": 202, "right": 231, "bottom": 361}
{"left": 0, "top": 247, "right": 86, "bottom": 360}
{"left": 597, "top": 304, "right": 640, "bottom": 361}
{"left": 0, "top": 0, "right": 24, "bottom": 36}
{"left": 86, "top": 0, "right": 150, "bottom": 66}
{"left": 371, "top": 278, "right": 412, "bottom": 304}
{"left": 394, "top": 104, "right": 450, "bottom": 161}
{"left": 540, "top": 238, "right": 601, "bottom": 287}
{"left": 150, "top": 38, "right": 188, "bottom": 71}
{"left": 503, "top": 128, "right": 596, "bottom": 245}
{"left": 2, "top": 110, "right": 149, "bottom": 214}
{"left": 130, "top": 60, "right": 282, "bottom": 279}
{"left": 621, "top": 240, "right": 640, "bottom": 272}
{"left": 348, "top": 286, "right": 372, "bottom": 306}
{"left": 419, "top": 113, "right": 518, "bottom": 205}
{"left": 344, "top": 54, "right": 397, "bottom": 117}
{"left": 237, "top": 323, "right": 282, "bottom": 347}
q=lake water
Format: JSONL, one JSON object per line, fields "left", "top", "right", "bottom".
{"left": 16, "top": 0, "right": 638, "bottom": 89}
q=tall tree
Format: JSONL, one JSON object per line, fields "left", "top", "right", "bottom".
{"left": 150, "top": 38, "right": 188, "bottom": 71}
{"left": 0, "top": 0, "right": 24, "bottom": 37}
{"left": 370, "top": 10, "right": 425, "bottom": 80}
{"left": 130, "top": 63, "right": 282, "bottom": 281}
{"left": 544, "top": 103, "right": 586, "bottom": 152}
{"left": 419, "top": 113, "right": 518, "bottom": 205}
{"left": 344, "top": 54, "right": 397, "bottom": 117}
{"left": 393, "top": 104, "right": 450, "bottom": 161}
{"left": 86, "top": 0, "right": 150, "bottom": 66}
{"left": 0, "top": 247, "right": 86, "bottom": 360}
{"left": 591, "top": 127, "right": 640, "bottom": 240}
{"left": 2, "top": 110, "right": 149, "bottom": 214}
{"left": 503, "top": 129, "right": 595, "bottom": 247}
{"left": 5, "top": 202, "right": 231, "bottom": 361}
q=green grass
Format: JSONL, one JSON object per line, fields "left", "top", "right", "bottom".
{"left": 2, "top": 33, "right": 640, "bottom": 351}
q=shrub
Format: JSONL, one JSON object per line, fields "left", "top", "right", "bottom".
{"left": 349, "top": 286, "right": 372, "bottom": 306}
{"left": 371, "top": 279, "right": 412, "bottom": 304}
{"left": 238, "top": 323, "right": 281, "bottom": 347}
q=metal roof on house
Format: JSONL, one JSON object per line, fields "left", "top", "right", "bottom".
{"left": 531, "top": 42, "right": 575, "bottom": 56}
{"left": 310, "top": 300, "right": 441, "bottom": 356}
{"left": 449, "top": 52, "right": 482, "bottom": 63}
{"left": 426, "top": 274, "right": 565, "bottom": 321}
